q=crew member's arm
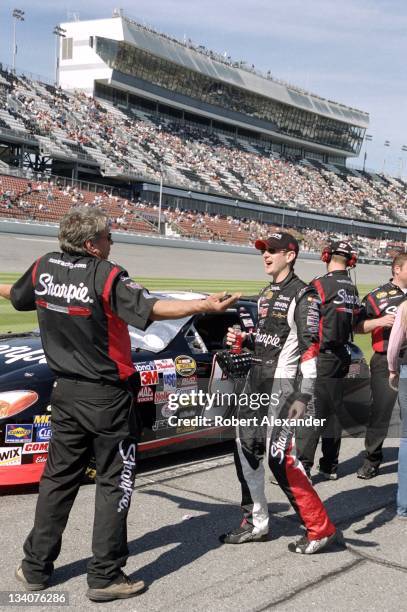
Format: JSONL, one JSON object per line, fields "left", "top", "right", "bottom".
{"left": 354, "top": 292, "right": 394, "bottom": 334}
{"left": 291, "top": 287, "right": 321, "bottom": 416}
{"left": 0, "top": 285, "right": 12, "bottom": 300}
{"left": 9, "top": 261, "right": 38, "bottom": 311}
{"left": 151, "top": 292, "right": 240, "bottom": 320}
{"left": 111, "top": 273, "right": 239, "bottom": 329}
{"left": 387, "top": 304, "right": 406, "bottom": 376}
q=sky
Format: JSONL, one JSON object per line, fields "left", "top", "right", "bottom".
{"left": 0, "top": 0, "right": 406, "bottom": 176}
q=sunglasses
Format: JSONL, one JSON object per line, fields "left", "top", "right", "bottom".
{"left": 260, "top": 248, "right": 288, "bottom": 255}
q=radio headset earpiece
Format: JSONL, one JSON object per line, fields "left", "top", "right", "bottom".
{"left": 321, "top": 246, "right": 332, "bottom": 264}
{"left": 347, "top": 251, "right": 358, "bottom": 268}
{"left": 320, "top": 244, "right": 358, "bottom": 268}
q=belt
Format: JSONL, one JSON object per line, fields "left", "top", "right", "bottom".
{"left": 57, "top": 375, "right": 129, "bottom": 388}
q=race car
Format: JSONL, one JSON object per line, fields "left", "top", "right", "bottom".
{"left": 0, "top": 292, "right": 370, "bottom": 486}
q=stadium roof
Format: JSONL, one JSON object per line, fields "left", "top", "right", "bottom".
{"left": 120, "top": 17, "right": 368, "bottom": 128}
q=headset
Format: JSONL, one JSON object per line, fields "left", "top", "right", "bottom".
{"left": 321, "top": 244, "right": 358, "bottom": 268}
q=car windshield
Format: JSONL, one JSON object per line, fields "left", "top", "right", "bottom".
{"left": 128, "top": 316, "right": 192, "bottom": 353}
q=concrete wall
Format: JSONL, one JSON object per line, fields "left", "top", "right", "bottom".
{"left": 0, "top": 219, "right": 320, "bottom": 259}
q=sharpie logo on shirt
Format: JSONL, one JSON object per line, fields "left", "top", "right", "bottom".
{"left": 35, "top": 274, "right": 93, "bottom": 304}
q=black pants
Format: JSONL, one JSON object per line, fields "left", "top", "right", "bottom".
{"left": 364, "top": 352, "right": 398, "bottom": 468}
{"left": 297, "top": 350, "right": 350, "bottom": 475}
{"left": 22, "top": 377, "right": 140, "bottom": 589}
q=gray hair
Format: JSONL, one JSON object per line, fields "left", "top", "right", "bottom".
{"left": 58, "top": 207, "right": 109, "bottom": 255}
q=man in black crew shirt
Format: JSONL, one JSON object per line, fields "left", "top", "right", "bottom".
{"left": 297, "top": 240, "right": 360, "bottom": 480}
{"left": 356, "top": 253, "right": 407, "bottom": 479}
{"left": 1, "top": 207, "right": 238, "bottom": 602}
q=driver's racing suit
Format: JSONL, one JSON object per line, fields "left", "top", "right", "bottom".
{"left": 234, "top": 271, "right": 335, "bottom": 540}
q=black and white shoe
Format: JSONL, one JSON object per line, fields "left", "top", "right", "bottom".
{"left": 318, "top": 468, "right": 338, "bottom": 481}
{"left": 288, "top": 531, "right": 337, "bottom": 554}
{"left": 357, "top": 463, "right": 379, "bottom": 480}
{"left": 219, "top": 520, "right": 268, "bottom": 544}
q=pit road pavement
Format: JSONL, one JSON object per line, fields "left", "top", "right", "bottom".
{"left": 1, "top": 436, "right": 405, "bottom": 612}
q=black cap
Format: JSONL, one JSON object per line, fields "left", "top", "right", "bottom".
{"left": 330, "top": 240, "right": 357, "bottom": 259}
{"left": 255, "top": 232, "right": 299, "bottom": 255}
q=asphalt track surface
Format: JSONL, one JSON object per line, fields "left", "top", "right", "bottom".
{"left": 1, "top": 437, "right": 405, "bottom": 611}
{"left": 0, "top": 233, "right": 390, "bottom": 285}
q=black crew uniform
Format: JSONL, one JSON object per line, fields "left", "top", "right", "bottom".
{"left": 358, "top": 281, "right": 407, "bottom": 469}
{"left": 234, "top": 271, "right": 335, "bottom": 540}
{"left": 10, "top": 251, "right": 158, "bottom": 589}
{"left": 297, "top": 270, "right": 359, "bottom": 476}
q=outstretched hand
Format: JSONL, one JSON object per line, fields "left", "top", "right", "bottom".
{"left": 204, "top": 291, "right": 241, "bottom": 312}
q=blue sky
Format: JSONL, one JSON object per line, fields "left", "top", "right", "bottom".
{"left": 0, "top": 0, "right": 406, "bottom": 176}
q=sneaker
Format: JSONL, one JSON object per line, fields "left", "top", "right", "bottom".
{"left": 357, "top": 463, "right": 379, "bottom": 480}
{"left": 219, "top": 520, "right": 268, "bottom": 544}
{"left": 86, "top": 571, "right": 146, "bottom": 602}
{"left": 288, "top": 531, "right": 336, "bottom": 554}
{"left": 15, "top": 565, "right": 48, "bottom": 591}
{"left": 318, "top": 468, "right": 338, "bottom": 481}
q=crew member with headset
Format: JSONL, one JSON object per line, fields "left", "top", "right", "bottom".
{"left": 356, "top": 253, "right": 407, "bottom": 479}
{"left": 297, "top": 240, "right": 360, "bottom": 480}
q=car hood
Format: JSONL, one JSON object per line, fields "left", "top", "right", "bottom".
{"left": 0, "top": 332, "right": 167, "bottom": 379}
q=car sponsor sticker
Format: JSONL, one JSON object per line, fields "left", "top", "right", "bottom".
{"left": 174, "top": 355, "right": 197, "bottom": 377}
{"left": 33, "top": 454, "right": 48, "bottom": 464}
{"left": 154, "top": 358, "right": 175, "bottom": 371}
{"left": 5, "top": 424, "right": 33, "bottom": 443}
{"left": 0, "top": 446, "right": 22, "bottom": 466}
{"left": 163, "top": 370, "right": 177, "bottom": 390}
{"left": 154, "top": 390, "right": 173, "bottom": 404}
{"left": 33, "top": 414, "right": 51, "bottom": 425}
{"left": 152, "top": 418, "right": 170, "bottom": 431}
{"left": 0, "top": 390, "right": 39, "bottom": 420}
{"left": 36, "top": 426, "right": 52, "bottom": 442}
{"left": 140, "top": 370, "right": 159, "bottom": 386}
{"left": 0, "top": 344, "right": 47, "bottom": 364}
{"left": 177, "top": 374, "right": 198, "bottom": 388}
{"left": 23, "top": 441, "right": 49, "bottom": 454}
{"left": 137, "top": 387, "right": 154, "bottom": 403}
{"left": 161, "top": 402, "right": 177, "bottom": 418}
{"left": 135, "top": 361, "right": 157, "bottom": 372}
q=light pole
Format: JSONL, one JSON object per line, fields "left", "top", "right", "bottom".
{"left": 158, "top": 164, "right": 163, "bottom": 234}
{"left": 401, "top": 145, "right": 407, "bottom": 179}
{"left": 53, "top": 25, "right": 67, "bottom": 86}
{"left": 12, "top": 9, "right": 25, "bottom": 71}
{"left": 382, "top": 140, "right": 390, "bottom": 174}
{"left": 362, "top": 133, "right": 372, "bottom": 172}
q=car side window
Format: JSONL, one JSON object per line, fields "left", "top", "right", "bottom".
{"left": 192, "top": 312, "right": 241, "bottom": 353}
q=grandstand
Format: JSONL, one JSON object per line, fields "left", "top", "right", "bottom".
{"left": 0, "top": 12, "right": 406, "bottom": 251}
